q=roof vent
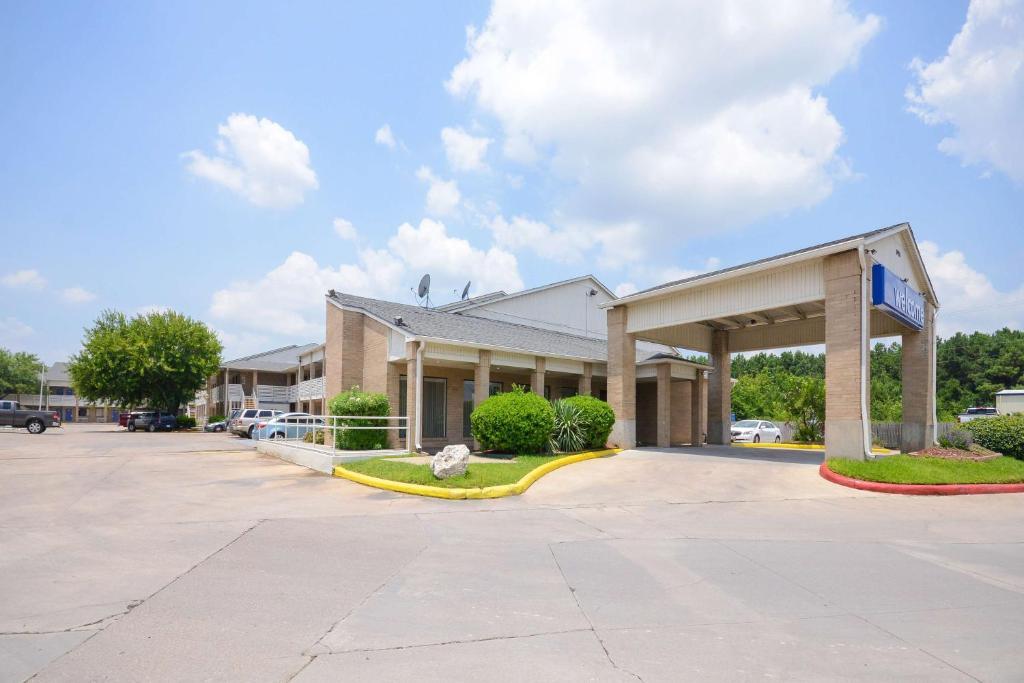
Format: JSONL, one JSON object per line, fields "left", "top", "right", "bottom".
{"left": 394, "top": 316, "right": 404, "bottom": 327}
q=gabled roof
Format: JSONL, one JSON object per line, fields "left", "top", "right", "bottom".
{"left": 328, "top": 291, "right": 686, "bottom": 365}
{"left": 435, "top": 290, "right": 508, "bottom": 313}
{"left": 605, "top": 222, "right": 938, "bottom": 307}
{"left": 222, "top": 343, "right": 320, "bottom": 372}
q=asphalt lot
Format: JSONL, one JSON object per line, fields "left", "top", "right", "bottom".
{"left": 2, "top": 424, "right": 1023, "bottom": 682}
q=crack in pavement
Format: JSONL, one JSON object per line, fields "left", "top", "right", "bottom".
{"left": 547, "top": 543, "right": 645, "bottom": 682}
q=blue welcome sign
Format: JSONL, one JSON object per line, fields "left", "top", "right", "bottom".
{"left": 871, "top": 263, "right": 925, "bottom": 330}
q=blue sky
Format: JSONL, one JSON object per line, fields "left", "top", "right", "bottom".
{"left": 2, "top": 0, "right": 1022, "bottom": 362}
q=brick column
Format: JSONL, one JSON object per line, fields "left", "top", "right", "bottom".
{"left": 901, "top": 301, "right": 937, "bottom": 453}
{"left": 386, "top": 363, "right": 401, "bottom": 448}
{"left": 531, "top": 357, "right": 546, "bottom": 396}
{"left": 252, "top": 370, "right": 258, "bottom": 407}
{"left": 656, "top": 363, "right": 671, "bottom": 448}
{"left": 691, "top": 371, "right": 706, "bottom": 447}
{"left": 707, "top": 330, "right": 731, "bottom": 444}
{"left": 579, "top": 362, "right": 593, "bottom": 396}
{"left": 405, "top": 340, "right": 419, "bottom": 452}
{"left": 607, "top": 306, "right": 636, "bottom": 448}
{"left": 473, "top": 351, "right": 491, "bottom": 449}
{"left": 223, "top": 368, "right": 229, "bottom": 415}
{"left": 824, "top": 250, "right": 869, "bottom": 460}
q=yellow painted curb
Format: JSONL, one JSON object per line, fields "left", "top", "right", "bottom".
{"left": 731, "top": 442, "right": 896, "bottom": 455}
{"left": 333, "top": 448, "right": 621, "bottom": 499}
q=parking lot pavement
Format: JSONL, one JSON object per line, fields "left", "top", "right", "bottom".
{"left": 2, "top": 428, "right": 1023, "bottom": 682}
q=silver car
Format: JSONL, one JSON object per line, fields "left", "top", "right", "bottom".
{"left": 230, "top": 408, "right": 283, "bottom": 438}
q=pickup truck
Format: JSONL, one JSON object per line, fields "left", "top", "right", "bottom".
{"left": 0, "top": 399, "right": 62, "bottom": 434}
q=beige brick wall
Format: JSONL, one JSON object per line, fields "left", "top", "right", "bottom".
{"left": 707, "top": 330, "right": 731, "bottom": 444}
{"left": 362, "top": 317, "right": 389, "bottom": 395}
{"left": 607, "top": 306, "right": 637, "bottom": 447}
{"left": 824, "top": 249, "right": 868, "bottom": 459}
{"left": 324, "top": 303, "right": 344, "bottom": 398}
{"left": 901, "top": 301, "right": 937, "bottom": 451}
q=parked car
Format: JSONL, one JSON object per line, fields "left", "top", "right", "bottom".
{"left": 958, "top": 407, "right": 998, "bottom": 423}
{"left": 0, "top": 400, "right": 61, "bottom": 434}
{"left": 731, "top": 419, "right": 782, "bottom": 443}
{"left": 127, "top": 411, "right": 177, "bottom": 432}
{"left": 252, "top": 413, "right": 325, "bottom": 441}
{"left": 230, "top": 408, "right": 283, "bottom": 438}
{"left": 204, "top": 420, "right": 227, "bottom": 432}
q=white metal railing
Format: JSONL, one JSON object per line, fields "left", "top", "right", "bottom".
{"left": 256, "top": 384, "right": 291, "bottom": 404}
{"left": 298, "top": 377, "right": 325, "bottom": 400}
{"left": 255, "top": 414, "right": 409, "bottom": 453}
{"left": 227, "top": 384, "right": 244, "bottom": 401}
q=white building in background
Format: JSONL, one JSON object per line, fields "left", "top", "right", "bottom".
{"left": 2, "top": 362, "right": 119, "bottom": 423}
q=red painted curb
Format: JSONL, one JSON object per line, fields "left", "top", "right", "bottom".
{"left": 819, "top": 462, "right": 1024, "bottom": 496}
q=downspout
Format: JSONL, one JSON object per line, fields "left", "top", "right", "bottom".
{"left": 415, "top": 340, "right": 424, "bottom": 452}
{"left": 857, "top": 246, "right": 873, "bottom": 459}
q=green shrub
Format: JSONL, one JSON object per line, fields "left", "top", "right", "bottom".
{"left": 471, "top": 385, "right": 555, "bottom": 454}
{"left": 328, "top": 386, "right": 391, "bottom": 450}
{"left": 207, "top": 414, "right": 225, "bottom": 424}
{"left": 175, "top": 415, "right": 196, "bottom": 429}
{"left": 561, "top": 395, "right": 615, "bottom": 448}
{"left": 550, "top": 400, "right": 587, "bottom": 453}
{"left": 303, "top": 429, "right": 325, "bottom": 445}
{"left": 963, "top": 415, "right": 1024, "bottom": 459}
{"left": 938, "top": 428, "right": 974, "bottom": 450}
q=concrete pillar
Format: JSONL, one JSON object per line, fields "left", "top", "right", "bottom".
{"left": 901, "top": 302, "right": 937, "bottom": 453}
{"left": 223, "top": 368, "right": 229, "bottom": 415}
{"left": 607, "top": 306, "right": 636, "bottom": 448}
{"left": 405, "top": 341, "right": 419, "bottom": 452}
{"left": 531, "top": 357, "right": 546, "bottom": 396}
{"left": 473, "top": 350, "right": 491, "bottom": 449}
{"left": 656, "top": 364, "right": 671, "bottom": 448}
{"left": 707, "top": 330, "right": 731, "bottom": 445}
{"left": 252, "top": 370, "right": 258, "bottom": 406}
{"left": 579, "top": 363, "right": 593, "bottom": 396}
{"left": 824, "top": 250, "right": 870, "bottom": 460}
{"left": 691, "top": 372, "right": 706, "bottom": 447}
{"left": 386, "top": 363, "right": 401, "bottom": 448}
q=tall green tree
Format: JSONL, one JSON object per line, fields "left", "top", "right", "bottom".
{"left": 69, "top": 310, "right": 222, "bottom": 412}
{"left": 0, "top": 348, "right": 43, "bottom": 396}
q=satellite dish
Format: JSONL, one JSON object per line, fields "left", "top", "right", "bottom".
{"left": 461, "top": 281, "right": 471, "bottom": 301}
{"left": 415, "top": 274, "right": 432, "bottom": 308}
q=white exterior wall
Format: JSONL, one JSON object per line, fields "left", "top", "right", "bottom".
{"left": 996, "top": 393, "right": 1024, "bottom": 415}
{"left": 466, "top": 277, "right": 613, "bottom": 339}
{"left": 868, "top": 232, "right": 927, "bottom": 295}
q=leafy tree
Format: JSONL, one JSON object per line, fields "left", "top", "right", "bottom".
{"left": 69, "top": 310, "right": 222, "bottom": 412}
{"left": 0, "top": 348, "right": 43, "bottom": 396}
{"left": 783, "top": 376, "right": 825, "bottom": 442}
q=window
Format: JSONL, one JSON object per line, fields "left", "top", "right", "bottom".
{"left": 399, "top": 376, "right": 447, "bottom": 439}
{"left": 599, "top": 389, "right": 607, "bottom": 401}
{"left": 544, "top": 385, "right": 551, "bottom": 400}
{"left": 0, "top": 401, "right": 9, "bottom": 410}
{"left": 243, "top": 409, "right": 258, "bottom": 418}
{"left": 463, "top": 380, "right": 504, "bottom": 437}
{"left": 258, "top": 410, "right": 273, "bottom": 417}
{"left": 559, "top": 387, "right": 578, "bottom": 399}
{"left": 78, "top": 407, "right": 88, "bottom": 418}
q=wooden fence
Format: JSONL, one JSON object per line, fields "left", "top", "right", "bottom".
{"left": 870, "top": 422, "right": 957, "bottom": 449}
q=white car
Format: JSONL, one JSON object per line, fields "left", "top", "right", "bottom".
{"left": 731, "top": 420, "right": 782, "bottom": 444}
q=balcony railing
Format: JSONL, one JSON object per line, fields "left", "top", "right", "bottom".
{"left": 298, "top": 377, "right": 325, "bottom": 400}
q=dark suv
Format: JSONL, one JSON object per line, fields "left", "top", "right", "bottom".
{"left": 128, "top": 411, "right": 177, "bottom": 432}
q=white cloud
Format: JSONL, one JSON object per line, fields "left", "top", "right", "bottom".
{"left": 2, "top": 269, "right": 46, "bottom": 289}
{"left": 416, "top": 166, "right": 461, "bottom": 216}
{"left": 333, "top": 218, "right": 358, "bottom": 241}
{"left": 137, "top": 304, "right": 169, "bottom": 316}
{"left": 487, "top": 214, "right": 592, "bottom": 263}
{"left": 920, "top": 240, "right": 1024, "bottom": 336}
{"left": 614, "top": 282, "right": 638, "bottom": 298}
{"left": 375, "top": 124, "right": 397, "bottom": 149}
{"left": 441, "top": 126, "right": 492, "bottom": 171}
{"left": 183, "top": 113, "right": 318, "bottom": 208}
{"left": 60, "top": 286, "right": 96, "bottom": 304}
{"left": 907, "top": 0, "right": 1024, "bottom": 183}
{"left": 0, "top": 316, "right": 34, "bottom": 344}
{"left": 209, "top": 219, "right": 521, "bottom": 339}
{"left": 447, "top": 1, "right": 879, "bottom": 246}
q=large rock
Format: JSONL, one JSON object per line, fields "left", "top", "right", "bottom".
{"left": 431, "top": 444, "right": 470, "bottom": 479}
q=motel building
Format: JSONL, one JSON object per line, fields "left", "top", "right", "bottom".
{"left": 216, "top": 222, "right": 937, "bottom": 461}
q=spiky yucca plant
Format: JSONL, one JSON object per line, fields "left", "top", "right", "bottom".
{"left": 550, "top": 400, "right": 587, "bottom": 453}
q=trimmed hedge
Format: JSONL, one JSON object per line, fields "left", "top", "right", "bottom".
{"left": 328, "top": 386, "right": 391, "bottom": 450}
{"left": 561, "top": 395, "right": 615, "bottom": 448}
{"left": 963, "top": 414, "right": 1024, "bottom": 459}
{"left": 207, "top": 414, "right": 226, "bottom": 424}
{"left": 175, "top": 415, "right": 197, "bottom": 429}
{"left": 471, "top": 386, "right": 555, "bottom": 454}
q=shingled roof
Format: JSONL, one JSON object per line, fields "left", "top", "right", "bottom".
{"left": 328, "top": 291, "right": 684, "bottom": 364}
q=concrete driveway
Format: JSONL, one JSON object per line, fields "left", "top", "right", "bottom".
{"left": 2, "top": 425, "right": 1023, "bottom": 682}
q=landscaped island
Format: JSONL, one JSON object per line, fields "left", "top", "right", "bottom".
{"left": 826, "top": 455, "right": 1024, "bottom": 485}
{"left": 344, "top": 453, "right": 577, "bottom": 489}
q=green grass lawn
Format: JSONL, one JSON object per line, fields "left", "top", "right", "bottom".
{"left": 341, "top": 454, "right": 563, "bottom": 489}
{"left": 827, "top": 455, "right": 1024, "bottom": 485}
